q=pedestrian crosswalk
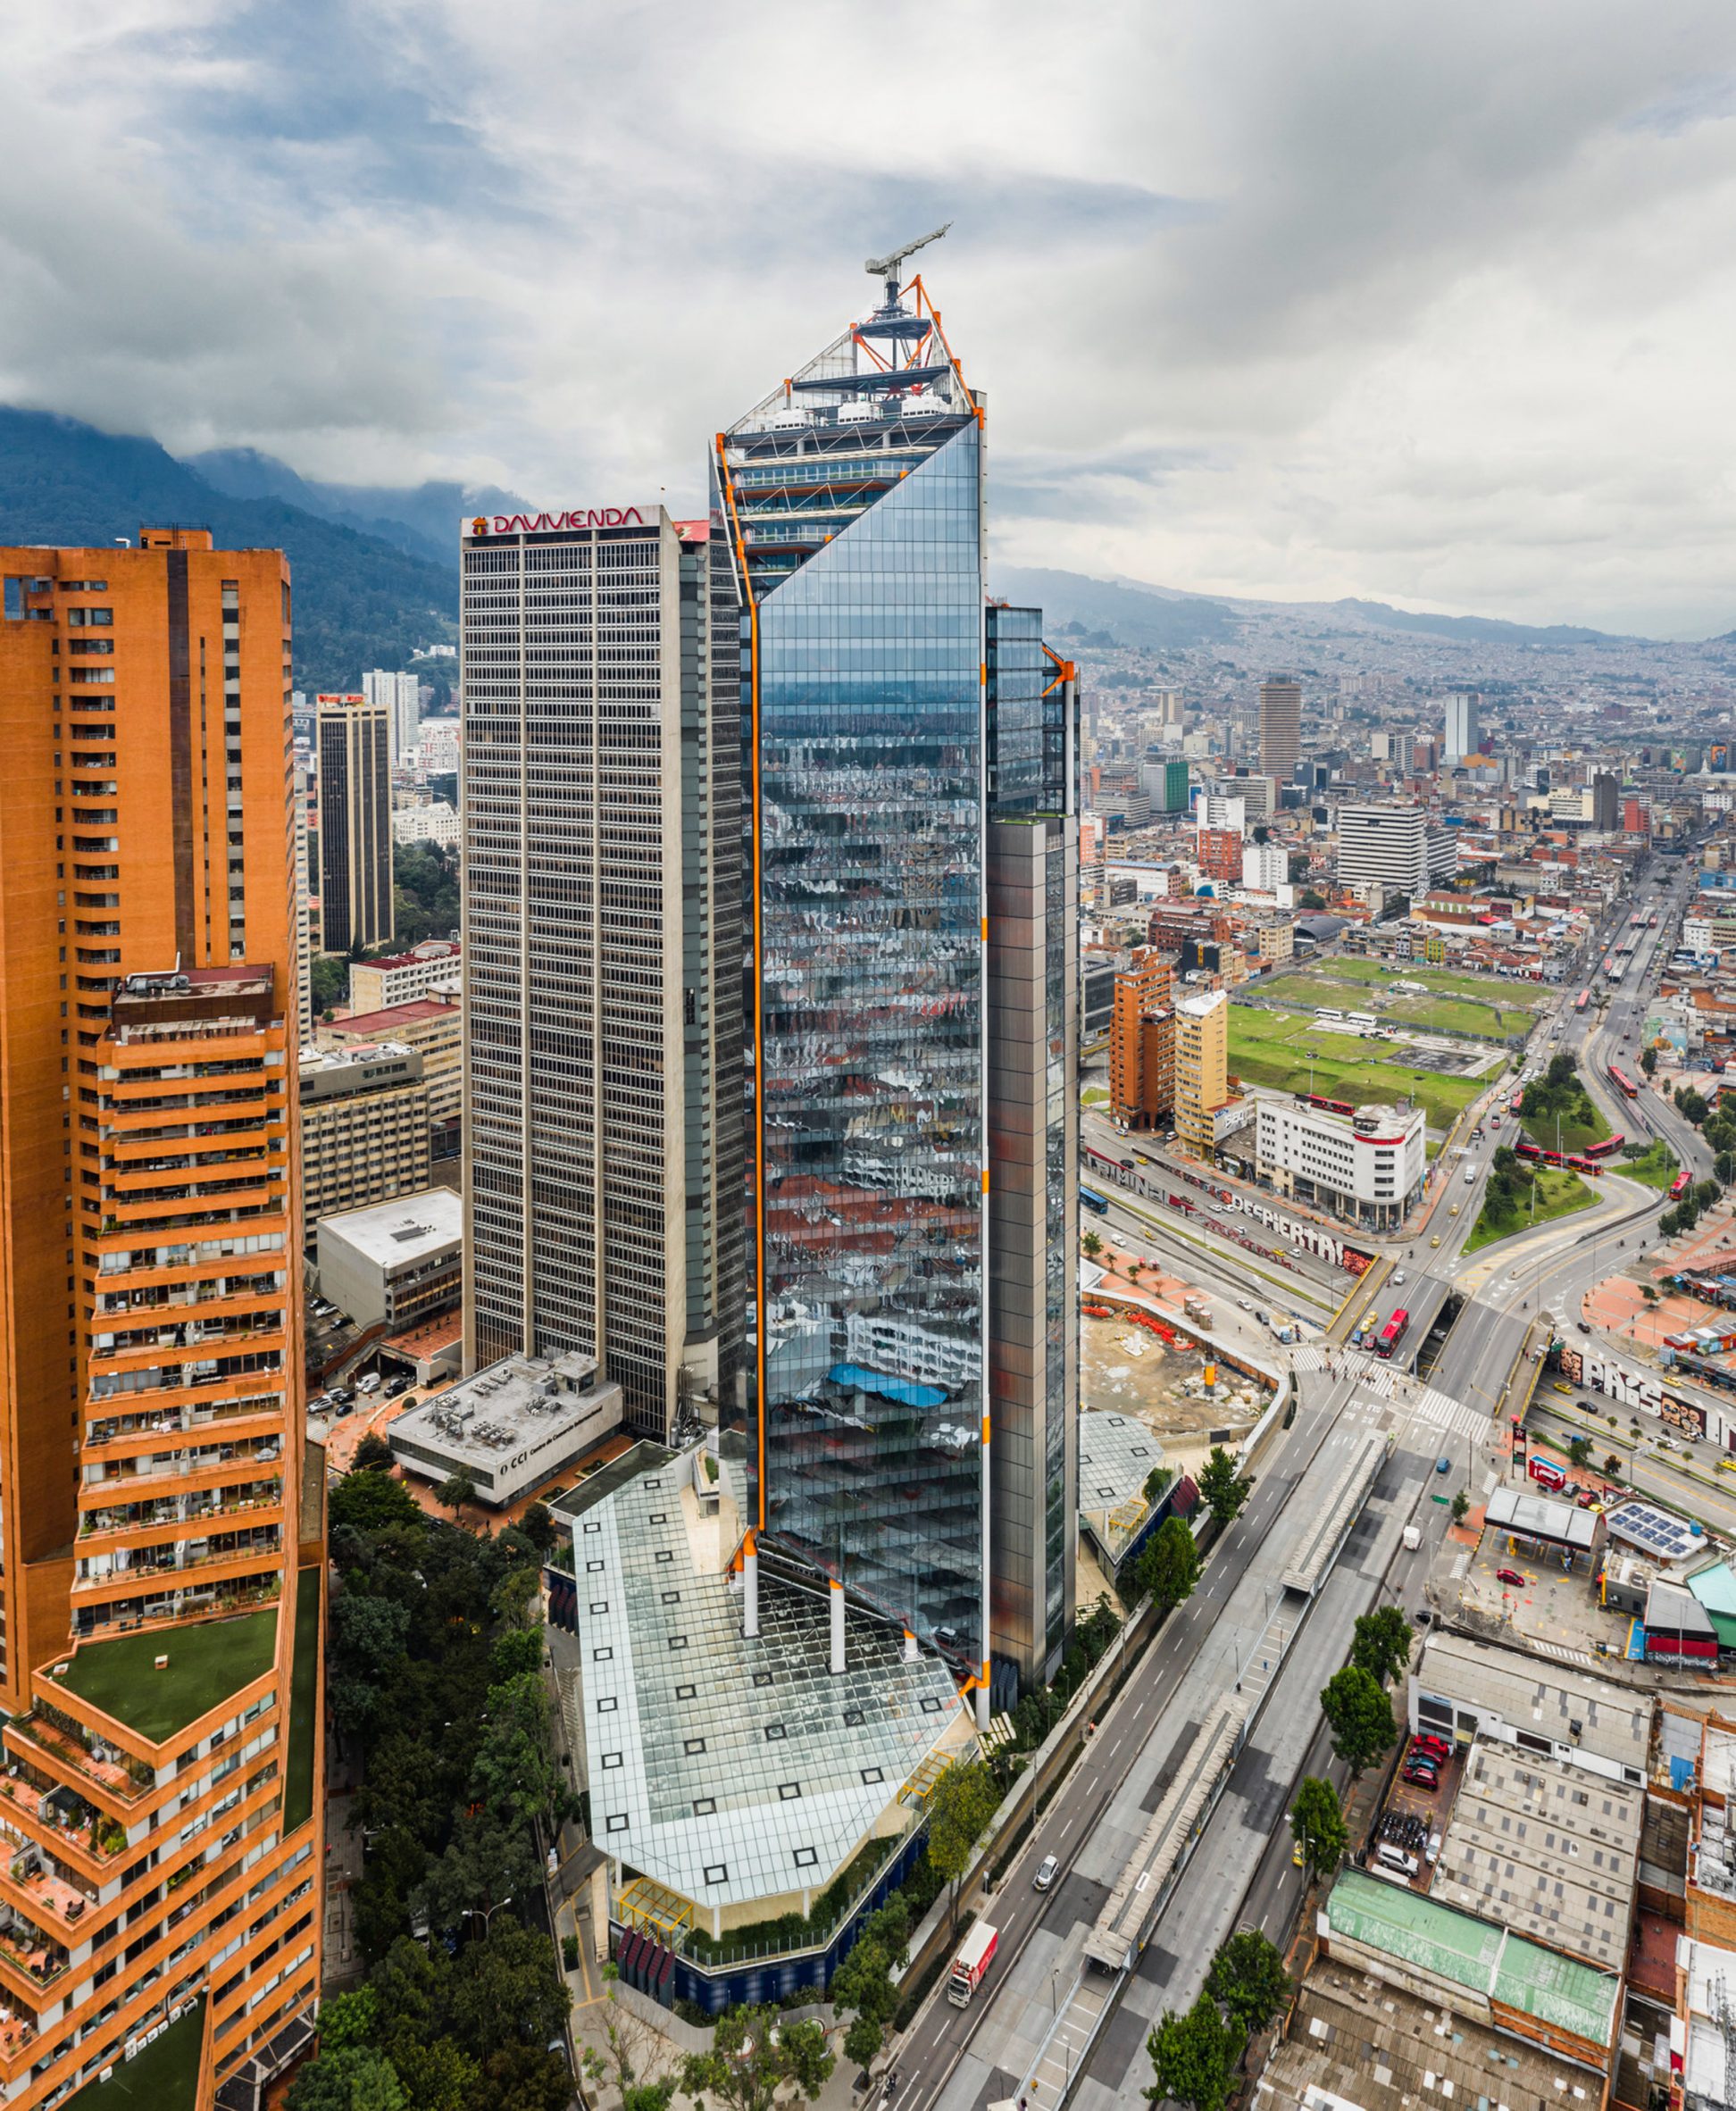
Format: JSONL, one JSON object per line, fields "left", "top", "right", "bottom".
{"left": 1293, "top": 1343, "right": 1490, "bottom": 1445}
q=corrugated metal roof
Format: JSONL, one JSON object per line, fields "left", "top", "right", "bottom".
{"left": 1325, "top": 1870, "right": 1619, "bottom": 2046}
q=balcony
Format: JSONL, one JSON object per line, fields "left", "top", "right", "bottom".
{"left": 0, "top": 1772, "right": 127, "bottom": 1865}
{"left": 4, "top": 1711, "right": 154, "bottom": 1805}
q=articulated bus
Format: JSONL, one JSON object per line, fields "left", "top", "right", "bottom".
{"left": 1567, "top": 1155, "right": 1603, "bottom": 1176}
{"left": 1376, "top": 1308, "right": 1410, "bottom": 1358}
{"left": 1573, "top": 988, "right": 1590, "bottom": 1014}
{"left": 1670, "top": 1170, "right": 1692, "bottom": 1201}
{"left": 1607, "top": 1064, "right": 1640, "bottom": 1099}
{"left": 1582, "top": 1133, "right": 1624, "bottom": 1159}
{"left": 1515, "top": 1139, "right": 1541, "bottom": 1161}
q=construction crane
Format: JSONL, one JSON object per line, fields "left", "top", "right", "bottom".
{"left": 865, "top": 223, "right": 951, "bottom": 308}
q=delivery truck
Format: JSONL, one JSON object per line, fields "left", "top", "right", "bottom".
{"left": 947, "top": 1922, "right": 998, "bottom": 2007}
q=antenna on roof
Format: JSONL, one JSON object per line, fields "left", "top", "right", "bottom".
{"left": 864, "top": 223, "right": 952, "bottom": 310}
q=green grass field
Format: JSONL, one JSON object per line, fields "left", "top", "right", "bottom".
{"left": 1227, "top": 1005, "right": 1481, "bottom": 1136}
{"left": 1464, "top": 1164, "right": 1598, "bottom": 1255}
{"left": 1616, "top": 1138, "right": 1679, "bottom": 1189}
{"left": 1269, "top": 956, "right": 1545, "bottom": 1042}
{"left": 1515, "top": 1090, "right": 1612, "bottom": 1158}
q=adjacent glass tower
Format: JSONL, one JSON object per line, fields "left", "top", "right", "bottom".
{"left": 715, "top": 267, "right": 1077, "bottom": 1705}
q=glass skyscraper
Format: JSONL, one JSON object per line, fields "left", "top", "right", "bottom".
{"left": 715, "top": 270, "right": 1077, "bottom": 1706}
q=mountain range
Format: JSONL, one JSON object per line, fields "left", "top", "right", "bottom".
{"left": 0, "top": 409, "right": 1689, "bottom": 688}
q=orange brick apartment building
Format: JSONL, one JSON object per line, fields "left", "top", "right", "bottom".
{"left": 0, "top": 536, "right": 320, "bottom": 2107}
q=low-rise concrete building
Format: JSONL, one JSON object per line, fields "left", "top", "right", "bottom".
{"left": 315, "top": 1188, "right": 463, "bottom": 1333}
{"left": 299, "top": 1042, "right": 431, "bottom": 1222}
{"left": 1255, "top": 1097, "right": 1426, "bottom": 1230}
{"left": 389, "top": 1348, "right": 623, "bottom": 1506}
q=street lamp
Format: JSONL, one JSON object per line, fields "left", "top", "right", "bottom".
{"left": 462, "top": 1898, "right": 515, "bottom": 1935}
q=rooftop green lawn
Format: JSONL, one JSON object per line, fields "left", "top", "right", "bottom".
{"left": 66, "top": 1998, "right": 204, "bottom": 2109}
{"left": 1227, "top": 1006, "right": 1481, "bottom": 1136}
{"left": 1464, "top": 1163, "right": 1597, "bottom": 1255}
{"left": 284, "top": 1576, "right": 320, "bottom": 1833}
{"left": 53, "top": 1609, "right": 278, "bottom": 1742}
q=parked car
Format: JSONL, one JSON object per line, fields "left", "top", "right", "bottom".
{"left": 1411, "top": 1734, "right": 1449, "bottom": 1761}
{"left": 384, "top": 1374, "right": 411, "bottom": 1398}
{"left": 1496, "top": 1567, "right": 1527, "bottom": 1588}
{"left": 356, "top": 1373, "right": 381, "bottom": 1396}
{"left": 1034, "top": 1854, "right": 1059, "bottom": 1891}
{"left": 1402, "top": 1767, "right": 1439, "bottom": 1790}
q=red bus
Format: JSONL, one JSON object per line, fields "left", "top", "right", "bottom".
{"left": 1306, "top": 1093, "right": 1356, "bottom": 1117}
{"left": 1508, "top": 1089, "right": 1525, "bottom": 1115}
{"left": 1573, "top": 988, "right": 1590, "bottom": 1014}
{"left": 1376, "top": 1308, "right": 1410, "bottom": 1359}
{"left": 1670, "top": 1170, "right": 1692, "bottom": 1200}
{"left": 1607, "top": 1064, "right": 1639, "bottom": 1099}
{"left": 1582, "top": 1134, "right": 1623, "bottom": 1159}
{"left": 1649, "top": 912, "right": 1660, "bottom": 928}
{"left": 1515, "top": 1138, "right": 1541, "bottom": 1160}
{"left": 1567, "top": 1155, "right": 1602, "bottom": 1175}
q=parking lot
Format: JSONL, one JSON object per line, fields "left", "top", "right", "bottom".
{"left": 1371, "top": 1731, "right": 1463, "bottom": 1890}
{"left": 1462, "top": 1506, "right": 1632, "bottom": 1656}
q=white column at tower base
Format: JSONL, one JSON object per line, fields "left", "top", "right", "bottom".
{"left": 742, "top": 1532, "right": 759, "bottom": 1640}
{"left": 830, "top": 1578, "right": 845, "bottom": 1675}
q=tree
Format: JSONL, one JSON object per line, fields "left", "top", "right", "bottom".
{"left": 437, "top": 1469, "right": 478, "bottom": 1520}
{"left": 1697, "top": 1178, "right": 1723, "bottom": 1211}
{"left": 472, "top": 1672, "right": 560, "bottom": 1831}
{"left": 1137, "top": 1516, "right": 1201, "bottom": 1612}
{"left": 1299, "top": 889, "right": 1327, "bottom": 911}
{"left": 1318, "top": 1664, "right": 1396, "bottom": 1777}
{"left": 329, "top": 1470, "right": 426, "bottom": 1539}
{"left": 1450, "top": 1489, "right": 1470, "bottom": 1523}
{"left": 1349, "top": 1606, "right": 1414, "bottom": 1689}
{"left": 288, "top": 2047, "right": 407, "bottom": 2111}
{"left": 927, "top": 1760, "right": 1000, "bottom": 1932}
{"left": 830, "top": 1897, "right": 910, "bottom": 2069}
{"left": 1145, "top": 1990, "right": 1245, "bottom": 2111}
{"left": 1716, "top": 1151, "right": 1736, "bottom": 1189}
{"left": 1082, "top": 1230, "right": 1104, "bottom": 1259}
{"left": 681, "top": 2007, "right": 834, "bottom": 2111}
{"left": 1143, "top": 1464, "right": 1175, "bottom": 1507}
{"left": 1206, "top": 1929, "right": 1292, "bottom": 2036}
{"left": 1491, "top": 1144, "right": 1519, "bottom": 1174}
{"left": 1197, "top": 1446, "right": 1253, "bottom": 1528}
{"left": 1547, "top": 1051, "right": 1574, "bottom": 1089}
{"left": 352, "top": 1432, "right": 396, "bottom": 1473}
{"left": 1603, "top": 1453, "right": 1624, "bottom": 1476}
{"left": 311, "top": 954, "right": 349, "bottom": 1016}
{"left": 1289, "top": 1776, "right": 1348, "bottom": 1879}
{"left": 1640, "top": 1047, "right": 1658, "bottom": 1076}
{"left": 1677, "top": 1087, "right": 1709, "bottom": 1126}
{"left": 1567, "top": 1436, "right": 1592, "bottom": 1467}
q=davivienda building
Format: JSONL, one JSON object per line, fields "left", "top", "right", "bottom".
{"left": 714, "top": 258, "right": 1080, "bottom": 1710}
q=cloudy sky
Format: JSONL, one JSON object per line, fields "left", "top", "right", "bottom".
{"left": 5, "top": 1, "right": 1736, "bottom": 634}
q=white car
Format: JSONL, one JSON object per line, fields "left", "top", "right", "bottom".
{"left": 356, "top": 1373, "right": 381, "bottom": 1395}
{"left": 1034, "top": 1854, "right": 1060, "bottom": 1890}
{"left": 1237, "top": 1297, "right": 1252, "bottom": 1311}
{"left": 1392, "top": 1271, "right": 1407, "bottom": 1287}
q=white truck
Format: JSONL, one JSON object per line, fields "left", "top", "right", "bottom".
{"left": 1464, "top": 1164, "right": 1477, "bottom": 1184}
{"left": 1401, "top": 1524, "right": 1422, "bottom": 1551}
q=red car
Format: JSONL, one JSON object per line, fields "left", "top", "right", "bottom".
{"left": 1403, "top": 1765, "right": 1440, "bottom": 1790}
{"left": 1410, "top": 1735, "right": 1449, "bottom": 1763}
{"left": 1496, "top": 1567, "right": 1527, "bottom": 1588}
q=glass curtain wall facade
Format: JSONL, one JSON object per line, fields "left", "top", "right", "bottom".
{"left": 718, "top": 280, "right": 1078, "bottom": 1699}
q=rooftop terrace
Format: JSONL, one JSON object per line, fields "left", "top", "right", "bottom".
{"left": 46, "top": 1608, "right": 278, "bottom": 1742}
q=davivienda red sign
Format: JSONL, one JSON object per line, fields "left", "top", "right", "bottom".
{"left": 466, "top": 508, "right": 648, "bottom": 535}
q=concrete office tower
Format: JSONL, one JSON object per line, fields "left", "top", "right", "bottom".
{"left": 294, "top": 761, "right": 313, "bottom": 1041}
{"left": 1590, "top": 772, "right": 1619, "bottom": 832}
{"left": 716, "top": 264, "right": 1080, "bottom": 1699}
{"left": 1174, "top": 988, "right": 1230, "bottom": 1161}
{"left": 1259, "top": 675, "right": 1302, "bottom": 777}
{"left": 460, "top": 506, "right": 742, "bottom": 1441}
{"left": 316, "top": 690, "right": 393, "bottom": 952}
{"left": 0, "top": 536, "right": 320, "bottom": 2104}
{"left": 1338, "top": 801, "right": 1430, "bottom": 896}
{"left": 363, "top": 666, "right": 421, "bottom": 761}
{"left": 1443, "top": 689, "right": 1481, "bottom": 765}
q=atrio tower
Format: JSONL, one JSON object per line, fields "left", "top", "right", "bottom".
{"left": 715, "top": 238, "right": 1079, "bottom": 1711}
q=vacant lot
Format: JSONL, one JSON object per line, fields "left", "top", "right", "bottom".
{"left": 1227, "top": 1005, "right": 1483, "bottom": 1137}
{"left": 1268, "top": 956, "right": 1548, "bottom": 1043}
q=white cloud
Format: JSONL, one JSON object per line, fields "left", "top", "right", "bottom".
{"left": 2, "top": 0, "right": 1735, "bottom": 631}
